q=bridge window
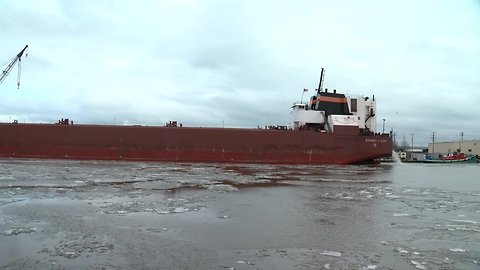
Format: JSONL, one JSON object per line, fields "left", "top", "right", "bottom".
{"left": 351, "top": 99, "right": 357, "bottom": 112}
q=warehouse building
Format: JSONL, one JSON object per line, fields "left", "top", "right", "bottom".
{"left": 428, "top": 140, "right": 480, "bottom": 156}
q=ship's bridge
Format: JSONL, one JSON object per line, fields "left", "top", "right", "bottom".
{"left": 346, "top": 95, "right": 377, "bottom": 133}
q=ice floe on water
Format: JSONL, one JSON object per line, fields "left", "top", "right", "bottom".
{"left": 173, "top": 206, "right": 188, "bottom": 213}
{"left": 397, "top": 248, "right": 409, "bottom": 255}
{"left": 2, "top": 226, "right": 37, "bottom": 236}
{"left": 207, "top": 184, "right": 238, "bottom": 192}
{"left": 235, "top": 260, "right": 254, "bottom": 265}
{"left": 411, "top": 260, "right": 426, "bottom": 269}
{"left": 449, "top": 248, "right": 467, "bottom": 252}
{"left": 97, "top": 194, "right": 209, "bottom": 215}
{"left": 451, "top": 219, "right": 478, "bottom": 224}
{"left": 38, "top": 231, "right": 114, "bottom": 259}
{"left": 320, "top": 250, "right": 342, "bottom": 257}
{"left": 392, "top": 213, "right": 410, "bottom": 217}
{"left": 384, "top": 192, "right": 400, "bottom": 199}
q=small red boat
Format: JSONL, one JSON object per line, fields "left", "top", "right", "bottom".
{"left": 440, "top": 153, "right": 468, "bottom": 161}
{"left": 424, "top": 153, "right": 476, "bottom": 163}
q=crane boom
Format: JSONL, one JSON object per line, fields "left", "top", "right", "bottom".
{"left": 1, "top": 45, "right": 28, "bottom": 89}
{"left": 316, "top": 67, "right": 325, "bottom": 95}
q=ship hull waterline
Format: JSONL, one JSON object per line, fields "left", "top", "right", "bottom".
{"left": 0, "top": 124, "right": 392, "bottom": 165}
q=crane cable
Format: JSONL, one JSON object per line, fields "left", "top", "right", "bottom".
{"left": 17, "top": 47, "right": 28, "bottom": 89}
{"left": 17, "top": 58, "right": 22, "bottom": 89}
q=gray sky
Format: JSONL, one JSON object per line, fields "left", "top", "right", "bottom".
{"left": 1, "top": 0, "right": 480, "bottom": 146}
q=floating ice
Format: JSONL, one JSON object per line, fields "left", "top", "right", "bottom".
{"left": 173, "top": 207, "right": 188, "bottom": 213}
{"left": 385, "top": 194, "right": 400, "bottom": 199}
{"left": 451, "top": 219, "right": 478, "bottom": 224}
{"left": 380, "top": 241, "right": 389, "bottom": 245}
{"left": 449, "top": 248, "right": 466, "bottom": 252}
{"left": 2, "top": 227, "right": 37, "bottom": 235}
{"left": 208, "top": 184, "right": 238, "bottom": 192}
{"left": 235, "top": 260, "right": 252, "bottom": 265}
{"left": 411, "top": 260, "right": 426, "bottom": 270}
{"left": 393, "top": 213, "right": 410, "bottom": 217}
{"left": 366, "top": 265, "right": 377, "bottom": 270}
{"left": 320, "top": 250, "right": 342, "bottom": 257}
{"left": 63, "top": 251, "right": 77, "bottom": 259}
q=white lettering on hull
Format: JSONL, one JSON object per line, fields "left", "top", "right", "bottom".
{"left": 365, "top": 138, "right": 389, "bottom": 143}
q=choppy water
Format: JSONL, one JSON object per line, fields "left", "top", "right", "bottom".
{"left": 0, "top": 159, "right": 479, "bottom": 269}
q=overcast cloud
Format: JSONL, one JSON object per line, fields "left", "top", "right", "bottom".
{"left": 1, "top": 0, "right": 479, "bottom": 146}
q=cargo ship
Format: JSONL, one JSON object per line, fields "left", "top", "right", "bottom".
{"left": 0, "top": 69, "right": 392, "bottom": 164}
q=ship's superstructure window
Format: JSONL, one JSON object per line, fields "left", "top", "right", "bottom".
{"left": 350, "top": 98, "right": 357, "bottom": 112}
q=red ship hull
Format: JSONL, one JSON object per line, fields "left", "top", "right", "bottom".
{"left": 0, "top": 123, "right": 392, "bottom": 165}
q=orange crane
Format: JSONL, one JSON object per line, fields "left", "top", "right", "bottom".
{"left": 0, "top": 45, "right": 28, "bottom": 89}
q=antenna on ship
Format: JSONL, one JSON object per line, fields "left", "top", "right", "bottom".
{"left": 316, "top": 67, "right": 325, "bottom": 95}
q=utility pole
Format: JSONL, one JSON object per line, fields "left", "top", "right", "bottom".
{"left": 382, "top": 119, "right": 385, "bottom": 134}
{"left": 432, "top": 132, "right": 435, "bottom": 154}
{"left": 460, "top": 131, "right": 464, "bottom": 152}
{"left": 411, "top": 133, "right": 414, "bottom": 151}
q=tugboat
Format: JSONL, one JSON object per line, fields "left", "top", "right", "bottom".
{"left": 423, "top": 152, "right": 477, "bottom": 163}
